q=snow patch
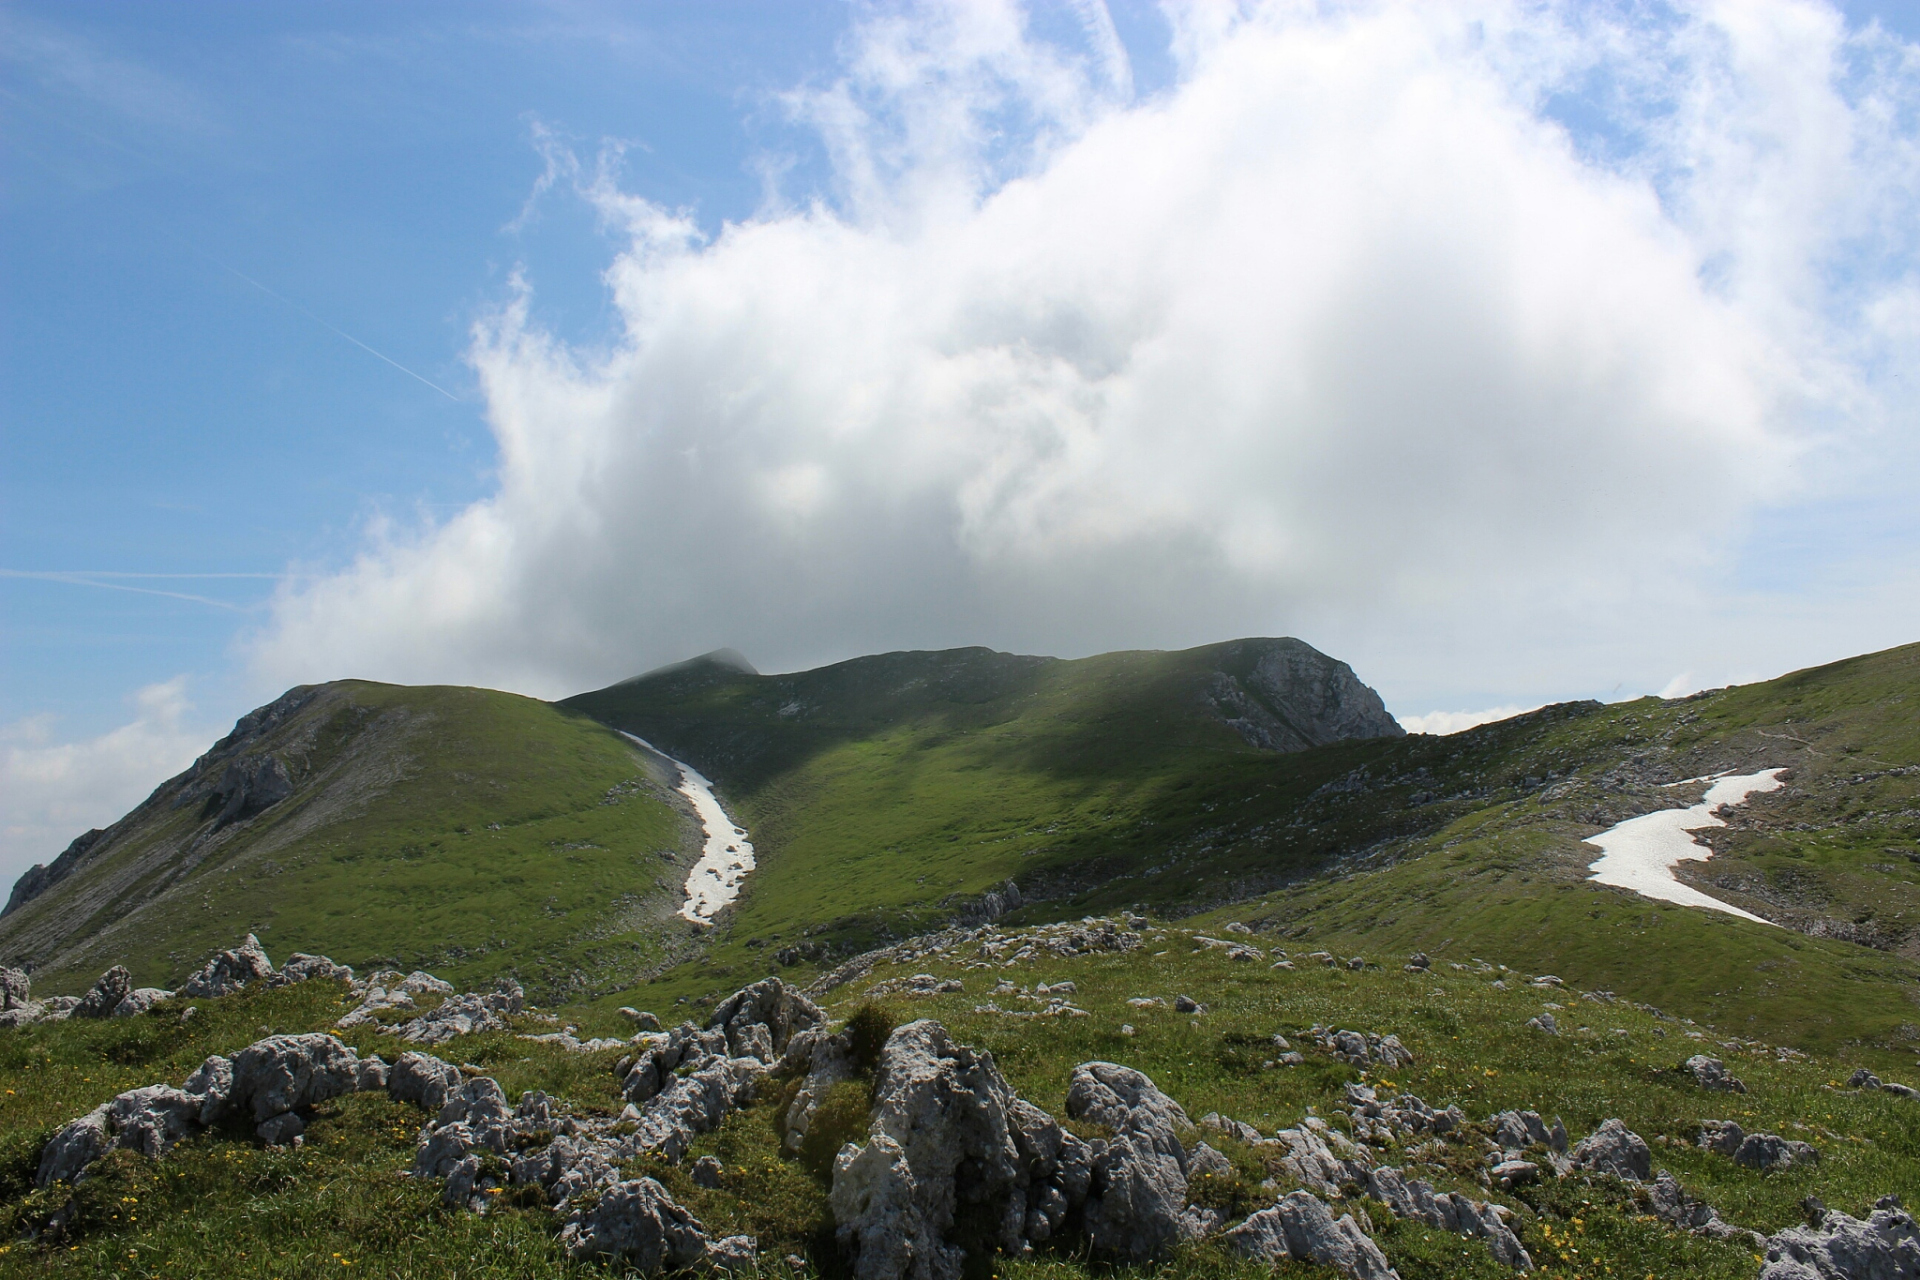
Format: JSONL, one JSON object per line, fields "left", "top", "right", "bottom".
{"left": 1583, "top": 769, "right": 1786, "bottom": 924}
{"left": 619, "top": 733, "right": 755, "bottom": 924}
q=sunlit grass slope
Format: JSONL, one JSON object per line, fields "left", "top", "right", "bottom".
{"left": 0, "top": 682, "right": 700, "bottom": 1003}
{"left": 577, "top": 643, "right": 1920, "bottom": 1061}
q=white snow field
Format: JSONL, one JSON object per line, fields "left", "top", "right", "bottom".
{"left": 619, "top": 732, "right": 756, "bottom": 924}
{"left": 1583, "top": 768, "right": 1788, "bottom": 924}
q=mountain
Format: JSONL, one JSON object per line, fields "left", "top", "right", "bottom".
{"left": 559, "top": 637, "right": 1405, "bottom": 974}
{"left": 0, "top": 681, "right": 702, "bottom": 1001}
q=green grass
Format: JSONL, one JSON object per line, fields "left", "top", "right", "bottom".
{"left": 564, "top": 642, "right": 1920, "bottom": 1060}
{"left": 3, "top": 928, "right": 1914, "bottom": 1278}
{"left": 0, "top": 683, "right": 700, "bottom": 1005}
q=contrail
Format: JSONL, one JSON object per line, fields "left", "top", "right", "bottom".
{"left": 183, "top": 246, "right": 466, "bottom": 403}
{"left": 0, "top": 569, "right": 270, "bottom": 610}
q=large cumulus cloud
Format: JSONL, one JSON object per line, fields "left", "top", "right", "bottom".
{"left": 247, "top": 0, "right": 1919, "bottom": 700}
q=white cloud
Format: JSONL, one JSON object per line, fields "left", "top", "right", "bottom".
{"left": 0, "top": 680, "right": 209, "bottom": 889}
{"left": 1396, "top": 705, "right": 1540, "bottom": 736}
{"left": 247, "top": 0, "right": 1920, "bottom": 702}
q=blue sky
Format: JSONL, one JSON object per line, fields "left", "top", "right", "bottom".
{"left": 4, "top": 0, "right": 1919, "bottom": 882}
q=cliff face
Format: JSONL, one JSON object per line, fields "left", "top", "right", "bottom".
{"left": 1193, "top": 638, "right": 1405, "bottom": 753}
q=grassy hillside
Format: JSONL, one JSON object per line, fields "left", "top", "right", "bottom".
{"left": 570, "top": 643, "right": 1920, "bottom": 1062}
{"left": 0, "top": 682, "right": 702, "bottom": 1003}
{"left": 1, "top": 924, "right": 1912, "bottom": 1278}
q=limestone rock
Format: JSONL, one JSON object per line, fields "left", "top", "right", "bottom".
{"left": 559, "top": 1176, "right": 717, "bottom": 1268}
{"left": 619, "top": 1007, "right": 663, "bottom": 1031}
{"left": 692, "top": 1155, "right": 724, "bottom": 1188}
{"left": 180, "top": 935, "right": 273, "bottom": 998}
{"left": 1526, "top": 1013, "right": 1558, "bottom": 1035}
{"left": 779, "top": 1025, "right": 856, "bottom": 1152}
{"left": 626, "top": 1053, "right": 764, "bottom": 1161}
{"left": 1685, "top": 1055, "right": 1747, "bottom": 1093}
{"left": 1067, "top": 1061, "right": 1193, "bottom": 1263}
{"left": 272, "top": 953, "right": 354, "bottom": 986}
{"left": 387, "top": 1051, "right": 464, "bottom": 1113}
{"left": 229, "top": 1033, "right": 362, "bottom": 1122}
{"left": 831, "top": 1020, "right": 1090, "bottom": 1280}
{"left": 1313, "top": 1025, "right": 1414, "bottom": 1068}
{"left": 1570, "top": 1119, "right": 1651, "bottom": 1182}
{"left": 391, "top": 980, "right": 524, "bottom": 1044}
{"left": 708, "top": 975, "right": 823, "bottom": 1060}
{"left": 112, "top": 988, "right": 173, "bottom": 1018}
{"left": 1646, "top": 1170, "right": 1766, "bottom": 1248}
{"left": 1223, "top": 1189, "right": 1401, "bottom": 1280}
{"left": 1491, "top": 1110, "right": 1567, "bottom": 1156}
{"left": 0, "top": 966, "right": 29, "bottom": 1009}
{"left": 1272, "top": 1118, "right": 1373, "bottom": 1196}
{"left": 181, "top": 1055, "right": 235, "bottom": 1124}
{"left": 35, "top": 1106, "right": 110, "bottom": 1187}
{"left": 1759, "top": 1202, "right": 1920, "bottom": 1279}
{"left": 1734, "top": 1133, "right": 1820, "bottom": 1171}
{"left": 1364, "top": 1166, "right": 1532, "bottom": 1270}
{"left": 74, "top": 965, "right": 134, "bottom": 1019}
{"left": 1699, "top": 1119, "right": 1745, "bottom": 1157}
{"left": 257, "top": 1112, "right": 306, "bottom": 1146}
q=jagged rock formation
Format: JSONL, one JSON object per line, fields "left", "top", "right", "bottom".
{"left": 1759, "top": 1197, "right": 1920, "bottom": 1279}
{"left": 1684, "top": 1054, "right": 1748, "bottom": 1093}
{"left": 1066, "top": 1061, "right": 1197, "bottom": 1262}
{"left": 1198, "top": 638, "right": 1406, "bottom": 752}
{"left": 1568, "top": 1118, "right": 1651, "bottom": 1181}
{"left": 1223, "top": 1190, "right": 1400, "bottom": 1280}
{"left": 1363, "top": 1167, "right": 1531, "bottom": 1270}
{"left": 1644, "top": 1171, "right": 1766, "bottom": 1248}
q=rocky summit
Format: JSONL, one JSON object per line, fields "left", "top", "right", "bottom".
{"left": 1, "top": 638, "right": 1918, "bottom": 1278}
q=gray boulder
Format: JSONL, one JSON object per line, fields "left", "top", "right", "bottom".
{"left": 1759, "top": 1202, "right": 1920, "bottom": 1279}
{"left": 1526, "top": 1013, "right": 1558, "bottom": 1035}
{"left": 112, "top": 988, "right": 173, "bottom": 1018}
{"left": 180, "top": 934, "right": 273, "bottom": 998}
{"left": 272, "top": 953, "right": 354, "bottom": 986}
{"left": 1364, "top": 1166, "right": 1531, "bottom": 1270}
{"left": 257, "top": 1112, "right": 305, "bottom": 1146}
{"left": 182, "top": 1055, "right": 234, "bottom": 1124}
{"left": 1271, "top": 1118, "right": 1373, "bottom": 1197}
{"left": 831, "top": 1020, "right": 1090, "bottom": 1280}
{"left": 707, "top": 976, "right": 823, "bottom": 1060}
{"left": 387, "top": 1051, "right": 464, "bottom": 1112}
{"left": 74, "top": 965, "right": 134, "bottom": 1019}
{"left": 1685, "top": 1055, "right": 1747, "bottom": 1093}
{"left": 1491, "top": 1110, "right": 1567, "bottom": 1155}
{"left": 1646, "top": 1170, "right": 1766, "bottom": 1248}
{"left": 1698, "top": 1119, "right": 1745, "bottom": 1156}
{"left": 1570, "top": 1118, "right": 1651, "bottom": 1182}
{"left": 559, "top": 1176, "right": 719, "bottom": 1268}
{"left": 692, "top": 1155, "right": 724, "bottom": 1188}
{"left": 0, "top": 966, "right": 29, "bottom": 1009}
{"left": 228, "top": 1033, "right": 361, "bottom": 1122}
{"left": 391, "top": 980, "right": 524, "bottom": 1044}
{"left": 35, "top": 1106, "right": 110, "bottom": 1187}
{"left": 779, "top": 1025, "right": 857, "bottom": 1152}
{"left": 622, "top": 1021, "right": 730, "bottom": 1106}
{"left": 626, "top": 1053, "right": 764, "bottom": 1161}
{"left": 1223, "top": 1189, "right": 1400, "bottom": 1280}
{"left": 1066, "top": 1061, "right": 1194, "bottom": 1263}
{"left": 1734, "top": 1133, "right": 1820, "bottom": 1172}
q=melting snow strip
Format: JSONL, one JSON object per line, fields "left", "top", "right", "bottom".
{"left": 619, "top": 732, "right": 755, "bottom": 924}
{"left": 1583, "top": 769, "right": 1786, "bottom": 924}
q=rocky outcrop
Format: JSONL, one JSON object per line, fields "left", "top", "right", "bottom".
{"left": 1759, "top": 1199, "right": 1920, "bottom": 1279}
{"left": 180, "top": 934, "right": 273, "bottom": 998}
{"left": 1312, "top": 1026, "right": 1415, "bottom": 1069}
{"left": 1344, "top": 1083, "right": 1463, "bottom": 1145}
{"left": 1199, "top": 638, "right": 1406, "bottom": 753}
{"left": 1684, "top": 1054, "right": 1747, "bottom": 1093}
{"left": 389, "top": 982, "right": 524, "bottom": 1044}
{"left": 335, "top": 970, "right": 455, "bottom": 1029}
{"left": 36, "top": 1031, "right": 379, "bottom": 1186}
{"left": 1364, "top": 1167, "right": 1531, "bottom": 1270}
{"left": 271, "top": 953, "right": 355, "bottom": 986}
{"left": 3, "top": 827, "right": 110, "bottom": 918}
{"left": 559, "top": 1176, "right": 754, "bottom": 1271}
{"left": 1645, "top": 1171, "right": 1765, "bottom": 1248}
{"left": 1568, "top": 1119, "right": 1650, "bottom": 1182}
{"left": 0, "top": 966, "right": 28, "bottom": 1009}
{"left": 73, "top": 965, "right": 134, "bottom": 1019}
{"left": 831, "top": 1020, "right": 1093, "bottom": 1280}
{"left": 1271, "top": 1117, "right": 1373, "bottom": 1196}
{"left": 112, "top": 987, "right": 173, "bottom": 1018}
{"left": 1067, "top": 1061, "right": 1194, "bottom": 1263}
{"left": 1850, "top": 1067, "right": 1920, "bottom": 1101}
{"left": 1223, "top": 1189, "right": 1400, "bottom": 1280}
{"left": 707, "top": 976, "right": 822, "bottom": 1059}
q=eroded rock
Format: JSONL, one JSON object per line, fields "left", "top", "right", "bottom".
{"left": 1364, "top": 1166, "right": 1531, "bottom": 1270}
{"left": 1224, "top": 1189, "right": 1400, "bottom": 1280}
{"left": 1569, "top": 1118, "right": 1650, "bottom": 1182}
{"left": 1759, "top": 1201, "right": 1920, "bottom": 1280}
{"left": 180, "top": 935, "right": 273, "bottom": 999}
